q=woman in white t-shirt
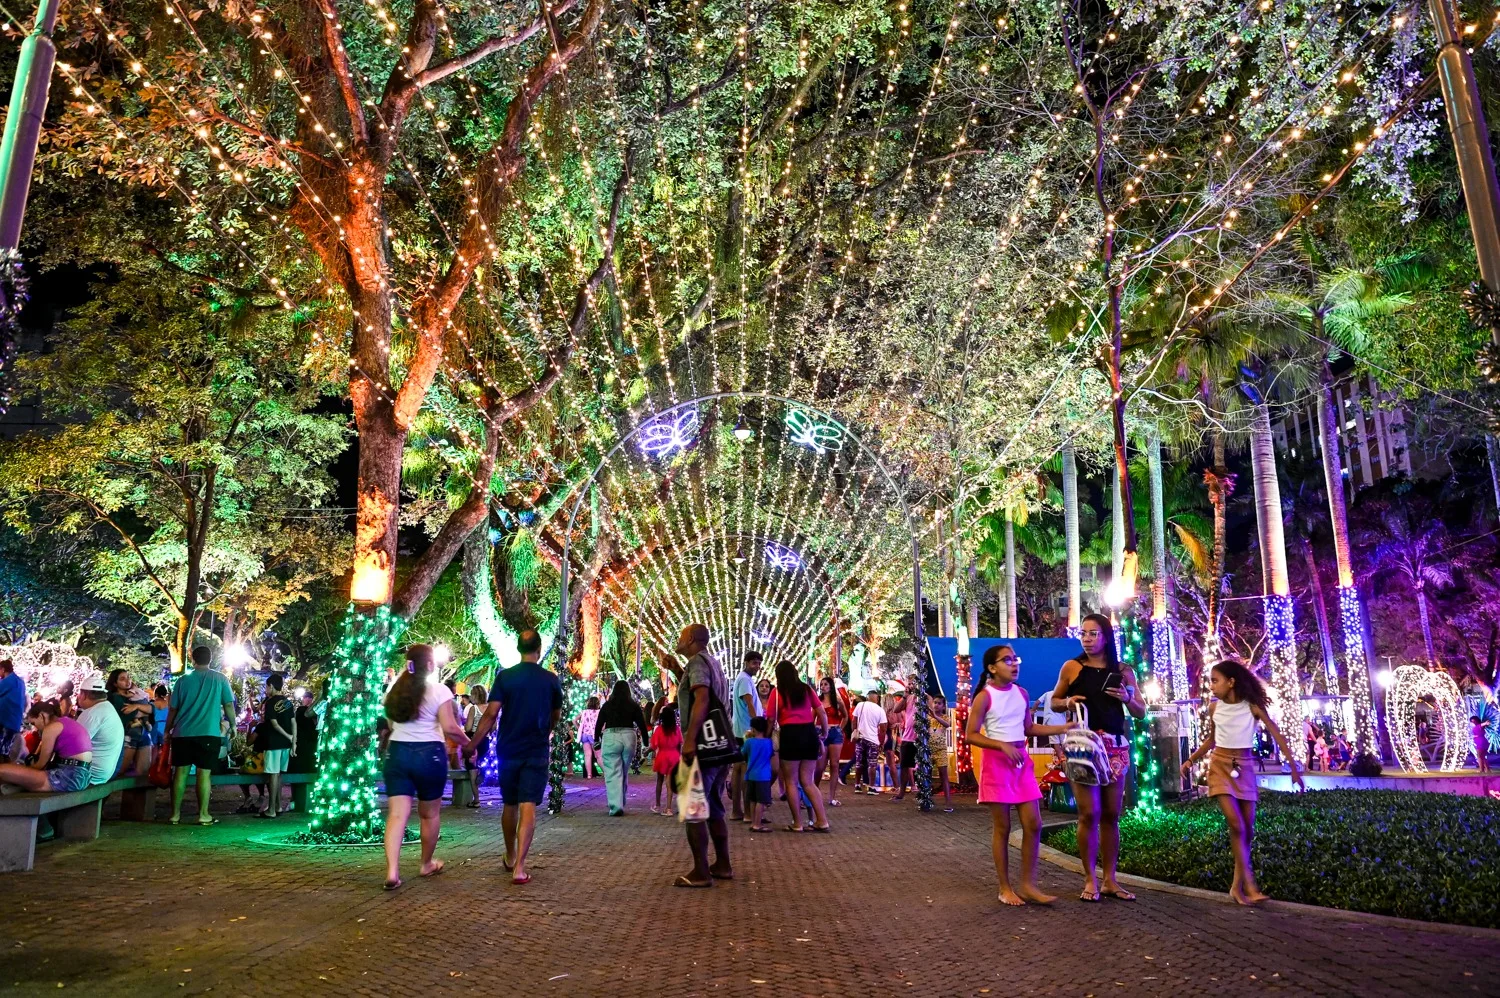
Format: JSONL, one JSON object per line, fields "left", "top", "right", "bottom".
{"left": 381, "top": 644, "right": 470, "bottom": 891}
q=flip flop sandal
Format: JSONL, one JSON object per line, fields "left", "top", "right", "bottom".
{"left": 383, "top": 879, "right": 402, "bottom": 891}
{"left": 502, "top": 857, "right": 515, "bottom": 872}
{"left": 709, "top": 869, "right": 734, "bottom": 880}
{"left": 812, "top": 825, "right": 832, "bottom": 833}
{"left": 1101, "top": 888, "right": 1136, "bottom": 901}
{"left": 748, "top": 826, "right": 773, "bottom": 833}
{"left": 421, "top": 861, "right": 445, "bottom": 878}
{"left": 512, "top": 873, "right": 532, "bottom": 886}
{"left": 168, "top": 816, "right": 181, "bottom": 825}
{"left": 1079, "top": 890, "right": 1101, "bottom": 903}
{"left": 197, "top": 817, "right": 219, "bottom": 826}
{"left": 673, "top": 875, "right": 712, "bottom": 888}
{"left": 828, "top": 799, "right": 841, "bottom": 806}
{"left": 784, "top": 825, "right": 806, "bottom": 832}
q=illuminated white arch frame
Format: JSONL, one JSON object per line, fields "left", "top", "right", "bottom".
{"left": 552, "top": 392, "right": 926, "bottom": 670}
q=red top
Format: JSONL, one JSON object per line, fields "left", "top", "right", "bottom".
{"left": 650, "top": 725, "right": 682, "bottom": 757}
{"left": 766, "top": 686, "right": 817, "bottom": 726}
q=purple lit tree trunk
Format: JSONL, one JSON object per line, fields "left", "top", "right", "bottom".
{"left": 1316, "top": 367, "right": 1378, "bottom": 759}
{"left": 1251, "top": 403, "right": 1305, "bottom": 742}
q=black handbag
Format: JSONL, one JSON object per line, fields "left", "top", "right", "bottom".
{"left": 691, "top": 688, "right": 741, "bottom": 768}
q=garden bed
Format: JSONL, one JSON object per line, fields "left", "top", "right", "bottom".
{"left": 1042, "top": 790, "right": 1500, "bottom": 928}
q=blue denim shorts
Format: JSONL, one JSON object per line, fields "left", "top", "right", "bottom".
{"left": 498, "top": 753, "right": 550, "bottom": 806}
{"left": 383, "top": 740, "right": 447, "bottom": 801}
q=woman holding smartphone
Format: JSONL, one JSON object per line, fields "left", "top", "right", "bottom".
{"left": 1049, "top": 613, "right": 1146, "bottom": 902}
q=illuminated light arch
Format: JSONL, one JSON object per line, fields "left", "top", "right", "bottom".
{"left": 1386, "top": 665, "right": 1469, "bottom": 773}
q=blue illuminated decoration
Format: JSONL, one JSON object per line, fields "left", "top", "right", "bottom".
{"left": 786, "top": 407, "right": 844, "bottom": 455}
{"left": 764, "top": 541, "right": 803, "bottom": 571}
{"left": 638, "top": 407, "right": 699, "bottom": 458}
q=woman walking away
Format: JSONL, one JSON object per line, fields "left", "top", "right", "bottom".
{"left": 766, "top": 661, "right": 831, "bottom": 832}
{"left": 1181, "top": 661, "right": 1305, "bottom": 905}
{"left": 0, "top": 701, "right": 92, "bottom": 793}
{"left": 968, "top": 645, "right": 1075, "bottom": 905}
{"left": 1048, "top": 613, "right": 1146, "bottom": 902}
{"left": 650, "top": 703, "right": 683, "bottom": 815}
{"left": 817, "top": 677, "right": 846, "bottom": 807}
{"left": 596, "top": 680, "right": 649, "bottom": 816}
{"left": 381, "top": 644, "right": 469, "bottom": 891}
{"left": 577, "top": 696, "right": 601, "bottom": 778}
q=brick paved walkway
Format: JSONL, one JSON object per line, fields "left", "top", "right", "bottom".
{"left": 6, "top": 778, "right": 1495, "bottom": 997}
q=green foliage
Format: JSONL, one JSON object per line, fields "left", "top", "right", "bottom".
{"left": 1044, "top": 790, "right": 1500, "bottom": 928}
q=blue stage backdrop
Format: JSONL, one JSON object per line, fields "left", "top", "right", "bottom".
{"left": 925, "top": 637, "right": 1081, "bottom": 706}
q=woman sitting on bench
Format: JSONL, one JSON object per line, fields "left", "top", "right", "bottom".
{"left": 0, "top": 701, "right": 93, "bottom": 793}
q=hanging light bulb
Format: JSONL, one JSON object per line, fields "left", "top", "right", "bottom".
{"left": 733, "top": 414, "right": 753, "bottom": 442}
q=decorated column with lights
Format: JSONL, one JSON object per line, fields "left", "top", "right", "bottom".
{"left": 912, "top": 643, "right": 934, "bottom": 812}
{"left": 953, "top": 653, "right": 976, "bottom": 790}
{"left": 1119, "top": 613, "right": 1162, "bottom": 815}
{"left": 298, "top": 604, "right": 405, "bottom": 844}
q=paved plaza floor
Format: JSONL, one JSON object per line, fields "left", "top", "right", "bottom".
{"left": 6, "top": 777, "right": 1496, "bottom": 997}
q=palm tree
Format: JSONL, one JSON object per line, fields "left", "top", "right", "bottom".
{"left": 1362, "top": 503, "right": 1452, "bottom": 666}
{"left": 1279, "top": 452, "right": 1339, "bottom": 692}
{"left": 1259, "top": 242, "right": 1430, "bottom": 759}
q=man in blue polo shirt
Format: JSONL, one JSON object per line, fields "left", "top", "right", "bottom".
{"left": 466, "top": 629, "right": 561, "bottom": 885}
{"left": 0, "top": 658, "right": 26, "bottom": 760}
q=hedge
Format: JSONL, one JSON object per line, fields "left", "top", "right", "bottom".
{"left": 1042, "top": 790, "right": 1500, "bottom": 928}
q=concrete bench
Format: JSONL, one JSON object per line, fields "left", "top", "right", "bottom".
{"left": 0, "top": 776, "right": 140, "bottom": 872}
{"left": 448, "top": 768, "right": 475, "bottom": 807}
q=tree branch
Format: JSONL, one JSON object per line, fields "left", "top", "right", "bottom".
{"left": 314, "top": 0, "right": 368, "bottom": 148}
{"left": 417, "top": 0, "right": 578, "bottom": 89}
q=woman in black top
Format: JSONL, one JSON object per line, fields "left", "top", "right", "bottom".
{"left": 1049, "top": 613, "right": 1146, "bottom": 902}
{"left": 595, "top": 680, "right": 649, "bottom": 816}
{"left": 289, "top": 692, "right": 319, "bottom": 774}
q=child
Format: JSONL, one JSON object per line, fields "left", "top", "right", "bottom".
{"left": 1472, "top": 715, "right": 1492, "bottom": 773}
{"left": 964, "top": 644, "right": 1076, "bottom": 906}
{"left": 927, "top": 693, "right": 954, "bottom": 812}
{"left": 1314, "top": 731, "right": 1330, "bottom": 774}
{"left": 741, "top": 716, "right": 775, "bottom": 832}
{"left": 650, "top": 704, "right": 682, "bottom": 816}
{"left": 1181, "top": 660, "right": 1305, "bottom": 905}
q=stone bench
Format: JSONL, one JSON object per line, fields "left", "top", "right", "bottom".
{"left": 0, "top": 776, "right": 139, "bottom": 872}
{"left": 0, "top": 770, "right": 324, "bottom": 872}
{"left": 448, "top": 768, "right": 474, "bottom": 807}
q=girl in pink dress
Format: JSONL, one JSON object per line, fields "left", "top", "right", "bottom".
{"left": 965, "top": 644, "right": 1075, "bottom": 907}
{"left": 650, "top": 704, "right": 683, "bottom": 816}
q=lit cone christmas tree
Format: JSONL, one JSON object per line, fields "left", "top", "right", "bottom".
{"left": 296, "top": 605, "right": 406, "bottom": 844}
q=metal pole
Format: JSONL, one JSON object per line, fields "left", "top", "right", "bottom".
{"left": 1427, "top": 0, "right": 1500, "bottom": 301}
{"left": 0, "top": 0, "right": 60, "bottom": 252}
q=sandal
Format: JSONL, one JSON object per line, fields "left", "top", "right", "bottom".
{"left": 1079, "top": 890, "right": 1101, "bottom": 903}
{"left": 197, "top": 817, "right": 219, "bottom": 826}
{"left": 420, "top": 860, "right": 445, "bottom": 878}
{"left": 828, "top": 799, "right": 841, "bottom": 806}
{"left": 748, "top": 825, "right": 773, "bottom": 833}
{"left": 673, "top": 875, "right": 712, "bottom": 888}
{"left": 784, "top": 824, "right": 807, "bottom": 832}
{"left": 512, "top": 873, "right": 532, "bottom": 885}
{"left": 383, "top": 878, "right": 402, "bottom": 891}
{"left": 812, "top": 824, "right": 832, "bottom": 833}
{"left": 1101, "top": 887, "right": 1136, "bottom": 901}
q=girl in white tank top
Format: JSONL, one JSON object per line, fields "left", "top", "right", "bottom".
{"left": 1180, "top": 661, "right": 1305, "bottom": 906}
{"left": 964, "top": 645, "right": 1076, "bottom": 907}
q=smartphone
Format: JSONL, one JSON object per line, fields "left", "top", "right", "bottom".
{"left": 1102, "top": 673, "right": 1123, "bottom": 693}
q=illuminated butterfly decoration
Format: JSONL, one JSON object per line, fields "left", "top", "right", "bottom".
{"left": 637, "top": 407, "right": 699, "bottom": 459}
{"left": 750, "top": 628, "right": 776, "bottom": 645}
{"left": 764, "top": 541, "right": 803, "bottom": 571}
{"left": 785, "top": 407, "right": 844, "bottom": 455}
{"left": 755, "top": 601, "right": 781, "bottom": 618}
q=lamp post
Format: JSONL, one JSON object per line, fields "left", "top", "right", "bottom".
{"left": 1427, "top": 0, "right": 1500, "bottom": 304}
{"left": 0, "top": 0, "right": 60, "bottom": 252}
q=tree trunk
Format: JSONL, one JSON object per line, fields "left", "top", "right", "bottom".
{"left": 1004, "top": 515, "right": 1019, "bottom": 638}
{"left": 463, "top": 526, "right": 509, "bottom": 664}
{"left": 1147, "top": 429, "right": 1176, "bottom": 698}
{"left": 1348, "top": 376, "right": 1375, "bottom": 488}
{"left": 1111, "top": 458, "right": 1125, "bottom": 580}
{"left": 1487, "top": 434, "right": 1500, "bottom": 518}
{"left": 1317, "top": 363, "right": 1377, "bottom": 757}
{"left": 1203, "top": 428, "right": 1232, "bottom": 664}
{"left": 1062, "top": 439, "right": 1081, "bottom": 633}
{"left": 579, "top": 589, "right": 603, "bottom": 679}
{"left": 966, "top": 561, "right": 980, "bottom": 639}
{"left": 1252, "top": 402, "right": 1304, "bottom": 738}
{"left": 1301, "top": 539, "right": 1337, "bottom": 691}
{"left": 349, "top": 393, "right": 403, "bottom": 606}
{"left": 1416, "top": 584, "right": 1437, "bottom": 665}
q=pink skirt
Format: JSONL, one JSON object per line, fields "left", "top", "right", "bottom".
{"left": 977, "top": 745, "right": 1041, "bottom": 805}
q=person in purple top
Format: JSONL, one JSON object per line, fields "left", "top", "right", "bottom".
{"left": 0, "top": 700, "right": 93, "bottom": 792}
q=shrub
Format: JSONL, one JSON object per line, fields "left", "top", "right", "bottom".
{"left": 1043, "top": 790, "right": 1500, "bottom": 928}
